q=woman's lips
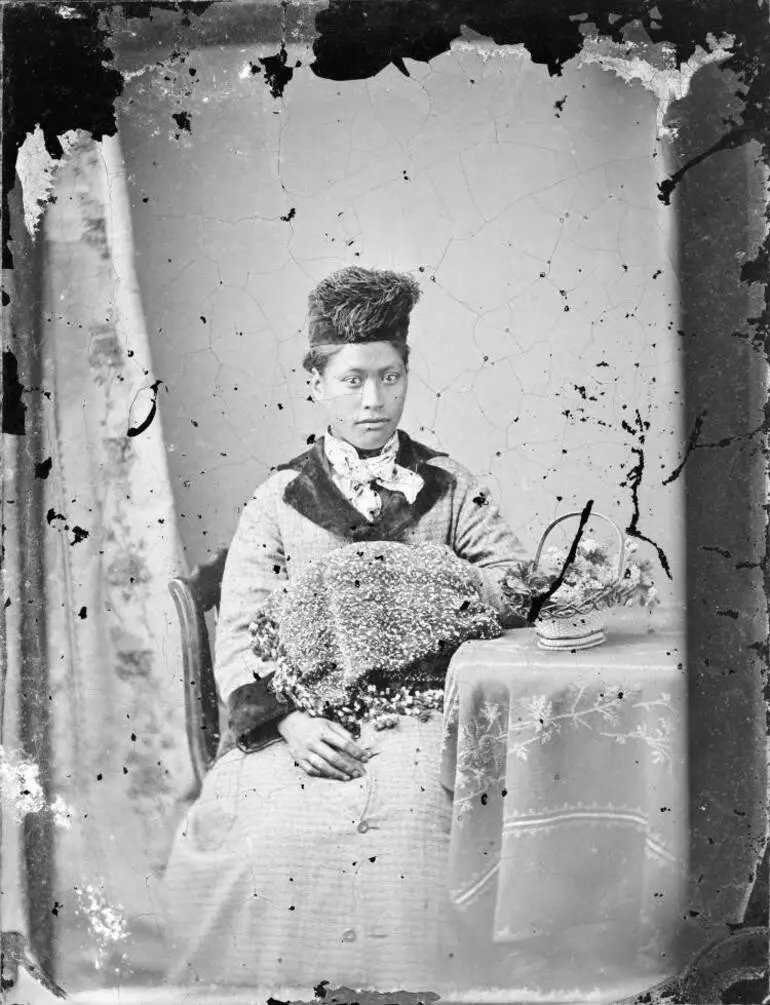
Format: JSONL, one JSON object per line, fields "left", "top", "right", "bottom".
{"left": 357, "top": 419, "right": 389, "bottom": 425}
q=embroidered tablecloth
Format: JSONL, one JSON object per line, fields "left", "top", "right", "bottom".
{"left": 440, "top": 616, "right": 687, "bottom": 982}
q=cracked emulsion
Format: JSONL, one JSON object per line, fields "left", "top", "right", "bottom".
{"left": 10, "top": 6, "right": 754, "bottom": 997}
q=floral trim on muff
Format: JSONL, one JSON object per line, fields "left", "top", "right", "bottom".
{"left": 250, "top": 541, "right": 502, "bottom": 733}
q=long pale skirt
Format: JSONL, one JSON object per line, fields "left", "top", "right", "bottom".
{"left": 162, "top": 716, "right": 457, "bottom": 993}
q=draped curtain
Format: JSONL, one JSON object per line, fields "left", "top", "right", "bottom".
{"left": 2, "top": 179, "right": 56, "bottom": 980}
{"left": 2, "top": 133, "right": 192, "bottom": 993}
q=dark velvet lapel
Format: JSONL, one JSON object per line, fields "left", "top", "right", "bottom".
{"left": 278, "top": 430, "right": 455, "bottom": 542}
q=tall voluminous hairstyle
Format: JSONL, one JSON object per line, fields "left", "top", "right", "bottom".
{"left": 306, "top": 266, "right": 422, "bottom": 347}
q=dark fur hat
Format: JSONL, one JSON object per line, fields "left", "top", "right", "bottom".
{"left": 307, "top": 266, "right": 421, "bottom": 346}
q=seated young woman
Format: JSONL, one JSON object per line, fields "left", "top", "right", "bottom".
{"left": 162, "top": 266, "right": 528, "bottom": 994}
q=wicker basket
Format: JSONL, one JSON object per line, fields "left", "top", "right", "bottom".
{"left": 532, "top": 511, "right": 625, "bottom": 651}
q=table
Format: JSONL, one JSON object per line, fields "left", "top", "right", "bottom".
{"left": 439, "top": 613, "right": 688, "bottom": 997}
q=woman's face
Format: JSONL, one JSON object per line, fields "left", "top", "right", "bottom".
{"left": 310, "top": 341, "right": 408, "bottom": 452}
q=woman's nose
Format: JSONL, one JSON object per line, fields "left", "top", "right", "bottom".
{"left": 361, "top": 379, "right": 384, "bottom": 409}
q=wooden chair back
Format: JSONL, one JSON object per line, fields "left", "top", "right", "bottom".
{"left": 168, "top": 548, "right": 228, "bottom": 793}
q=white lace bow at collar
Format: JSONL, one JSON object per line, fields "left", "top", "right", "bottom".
{"left": 323, "top": 429, "right": 425, "bottom": 522}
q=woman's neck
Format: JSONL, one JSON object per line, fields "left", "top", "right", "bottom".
{"left": 327, "top": 426, "right": 396, "bottom": 458}
{"left": 356, "top": 445, "right": 386, "bottom": 458}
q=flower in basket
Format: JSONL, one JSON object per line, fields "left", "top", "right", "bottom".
{"left": 501, "top": 535, "right": 660, "bottom": 624}
{"left": 249, "top": 541, "right": 502, "bottom": 732}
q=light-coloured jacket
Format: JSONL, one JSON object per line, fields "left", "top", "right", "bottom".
{"left": 215, "top": 430, "right": 528, "bottom": 701}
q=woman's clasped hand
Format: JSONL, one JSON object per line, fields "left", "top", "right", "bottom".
{"left": 276, "top": 709, "right": 370, "bottom": 780}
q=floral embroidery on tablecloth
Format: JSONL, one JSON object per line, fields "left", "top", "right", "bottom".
{"left": 446, "top": 681, "right": 679, "bottom": 822}
{"left": 448, "top": 699, "right": 508, "bottom": 820}
{"left": 506, "top": 685, "right": 677, "bottom": 766}
{"left": 442, "top": 664, "right": 685, "bottom": 959}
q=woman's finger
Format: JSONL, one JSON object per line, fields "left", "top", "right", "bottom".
{"left": 310, "top": 742, "right": 363, "bottom": 779}
{"left": 312, "top": 744, "right": 361, "bottom": 778}
{"left": 307, "top": 749, "right": 351, "bottom": 781}
{"left": 298, "top": 758, "right": 321, "bottom": 777}
{"left": 323, "top": 719, "right": 354, "bottom": 740}
{"left": 322, "top": 724, "right": 369, "bottom": 761}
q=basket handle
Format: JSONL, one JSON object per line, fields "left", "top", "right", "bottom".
{"left": 533, "top": 511, "right": 626, "bottom": 582}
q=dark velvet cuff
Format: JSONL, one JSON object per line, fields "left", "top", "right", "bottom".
{"left": 226, "top": 674, "right": 296, "bottom": 754}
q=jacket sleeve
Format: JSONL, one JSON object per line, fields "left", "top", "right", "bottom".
{"left": 215, "top": 475, "right": 290, "bottom": 703}
{"left": 447, "top": 465, "right": 531, "bottom": 628}
{"left": 215, "top": 476, "right": 301, "bottom": 753}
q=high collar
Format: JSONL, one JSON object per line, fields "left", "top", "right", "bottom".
{"left": 277, "top": 429, "right": 455, "bottom": 542}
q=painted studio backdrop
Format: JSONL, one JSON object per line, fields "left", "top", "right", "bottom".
{"left": 1, "top": 11, "right": 766, "bottom": 1005}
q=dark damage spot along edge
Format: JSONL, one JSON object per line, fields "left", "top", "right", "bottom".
{"left": 3, "top": 0, "right": 770, "bottom": 264}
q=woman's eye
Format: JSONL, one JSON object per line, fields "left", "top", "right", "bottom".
{"left": 382, "top": 372, "right": 401, "bottom": 384}
{"left": 343, "top": 377, "right": 361, "bottom": 387}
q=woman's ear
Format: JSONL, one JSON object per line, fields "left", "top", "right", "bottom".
{"left": 309, "top": 369, "right": 324, "bottom": 403}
